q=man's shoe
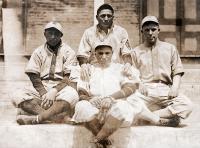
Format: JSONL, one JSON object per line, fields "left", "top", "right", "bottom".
{"left": 90, "top": 138, "right": 112, "bottom": 148}
{"left": 159, "top": 115, "right": 180, "bottom": 127}
{"left": 99, "top": 139, "right": 112, "bottom": 148}
{"left": 16, "top": 115, "right": 38, "bottom": 125}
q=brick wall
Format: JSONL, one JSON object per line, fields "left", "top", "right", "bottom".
{"left": 104, "top": 0, "right": 140, "bottom": 48}
{"left": 25, "top": 0, "right": 94, "bottom": 54}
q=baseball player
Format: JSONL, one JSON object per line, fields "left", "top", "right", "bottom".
{"left": 72, "top": 42, "right": 173, "bottom": 147}
{"left": 77, "top": 3, "right": 131, "bottom": 65}
{"left": 12, "top": 21, "right": 79, "bottom": 125}
{"left": 77, "top": 3, "right": 133, "bottom": 83}
{"left": 130, "top": 16, "right": 193, "bottom": 127}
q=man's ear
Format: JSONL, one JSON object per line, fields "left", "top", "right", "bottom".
{"left": 60, "top": 32, "right": 63, "bottom": 37}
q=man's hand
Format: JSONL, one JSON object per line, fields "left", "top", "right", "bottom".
{"left": 168, "top": 86, "right": 179, "bottom": 99}
{"left": 168, "top": 74, "right": 181, "bottom": 99}
{"left": 139, "top": 83, "right": 148, "bottom": 96}
{"left": 80, "top": 64, "right": 91, "bottom": 82}
{"left": 89, "top": 96, "right": 102, "bottom": 109}
{"left": 100, "top": 97, "right": 113, "bottom": 110}
{"left": 122, "top": 63, "right": 132, "bottom": 77}
{"left": 122, "top": 63, "right": 140, "bottom": 81}
{"left": 41, "top": 88, "right": 58, "bottom": 109}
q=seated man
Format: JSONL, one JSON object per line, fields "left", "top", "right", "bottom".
{"left": 72, "top": 42, "right": 170, "bottom": 147}
{"left": 130, "top": 16, "right": 193, "bottom": 127}
{"left": 12, "top": 21, "right": 79, "bottom": 125}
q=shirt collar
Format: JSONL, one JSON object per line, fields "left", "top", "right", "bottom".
{"left": 143, "top": 39, "right": 161, "bottom": 49}
{"left": 46, "top": 40, "right": 62, "bottom": 55}
{"left": 45, "top": 41, "right": 63, "bottom": 55}
{"left": 96, "top": 24, "right": 114, "bottom": 35}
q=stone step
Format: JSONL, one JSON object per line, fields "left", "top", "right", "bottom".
{"left": 0, "top": 124, "right": 199, "bottom": 148}
{"left": 0, "top": 106, "right": 200, "bottom": 148}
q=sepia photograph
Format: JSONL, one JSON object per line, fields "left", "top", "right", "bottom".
{"left": 0, "top": 0, "right": 200, "bottom": 148}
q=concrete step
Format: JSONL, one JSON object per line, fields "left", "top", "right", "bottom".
{"left": 0, "top": 106, "right": 200, "bottom": 148}
{"left": 0, "top": 123, "right": 200, "bottom": 148}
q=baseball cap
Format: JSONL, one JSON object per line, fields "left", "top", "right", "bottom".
{"left": 141, "top": 16, "right": 159, "bottom": 27}
{"left": 44, "top": 21, "right": 63, "bottom": 34}
{"left": 94, "top": 41, "right": 113, "bottom": 51}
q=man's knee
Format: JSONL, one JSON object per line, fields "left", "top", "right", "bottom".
{"left": 19, "top": 98, "right": 40, "bottom": 109}
{"left": 57, "top": 86, "right": 79, "bottom": 107}
{"left": 109, "top": 100, "right": 129, "bottom": 118}
{"left": 72, "top": 100, "right": 99, "bottom": 123}
{"left": 18, "top": 98, "right": 42, "bottom": 115}
{"left": 55, "top": 100, "right": 71, "bottom": 112}
{"left": 75, "top": 100, "right": 91, "bottom": 112}
{"left": 170, "top": 95, "right": 194, "bottom": 119}
{"left": 108, "top": 100, "right": 135, "bottom": 127}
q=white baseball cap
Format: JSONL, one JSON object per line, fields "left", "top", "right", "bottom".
{"left": 141, "top": 16, "right": 159, "bottom": 27}
{"left": 44, "top": 21, "right": 63, "bottom": 34}
{"left": 94, "top": 41, "right": 113, "bottom": 51}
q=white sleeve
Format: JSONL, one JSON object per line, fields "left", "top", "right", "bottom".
{"left": 121, "top": 66, "right": 141, "bottom": 86}
{"left": 25, "top": 50, "right": 41, "bottom": 74}
{"left": 77, "top": 30, "right": 91, "bottom": 58}
{"left": 120, "top": 28, "right": 131, "bottom": 55}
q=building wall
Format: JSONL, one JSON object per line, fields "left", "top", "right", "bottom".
{"left": 25, "top": 0, "right": 94, "bottom": 54}
{"left": 105, "top": 0, "right": 140, "bottom": 48}
{"left": 0, "top": 0, "right": 3, "bottom": 55}
{"left": 141, "top": 0, "right": 200, "bottom": 57}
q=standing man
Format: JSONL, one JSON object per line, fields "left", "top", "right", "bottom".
{"left": 77, "top": 3, "right": 131, "bottom": 65}
{"left": 131, "top": 16, "right": 193, "bottom": 126}
{"left": 12, "top": 21, "right": 79, "bottom": 124}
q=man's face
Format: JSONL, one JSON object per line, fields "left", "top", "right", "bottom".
{"left": 44, "top": 28, "right": 62, "bottom": 46}
{"left": 95, "top": 46, "right": 113, "bottom": 65}
{"left": 142, "top": 23, "right": 160, "bottom": 45}
{"left": 96, "top": 9, "right": 114, "bottom": 28}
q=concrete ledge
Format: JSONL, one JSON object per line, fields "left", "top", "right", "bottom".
{"left": 0, "top": 123, "right": 200, "bottom": 148}
{"left": 0, "top": 105, "right": 200, "bottom": 148}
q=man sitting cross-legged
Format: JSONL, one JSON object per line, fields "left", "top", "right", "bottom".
{"left": 71, "top": 42, "right": 173, "bottom": 147}
{"left": 12, "top": 21, "right": 79, "bottom": 125}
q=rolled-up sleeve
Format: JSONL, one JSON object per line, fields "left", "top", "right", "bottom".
{"left": 25, "top": 50, "right": 41, "bottom": 74}
{"left": 63, "top": 48, "right": 76, "bottom": 75}
{"left": 120, "top": 28, "right": 131, "bottom": 55}
{"left": 77, "top": 30, "right": 91, "bottom": 59}
{"left": 121, "top": 66, "right": 141, "bottom": 86}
